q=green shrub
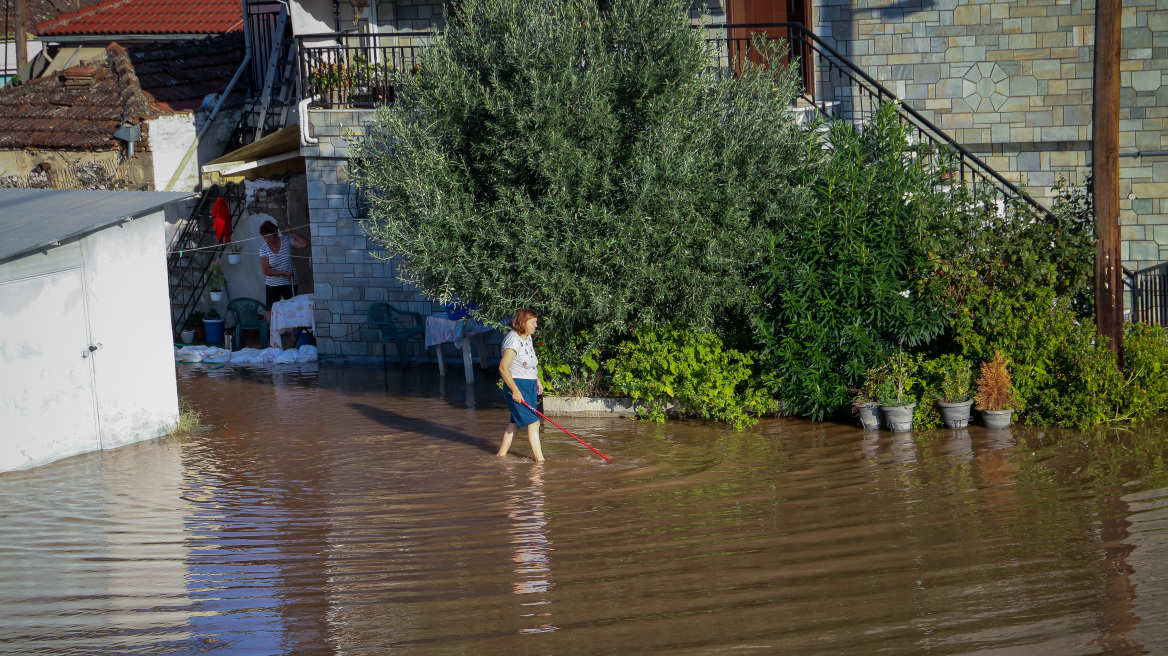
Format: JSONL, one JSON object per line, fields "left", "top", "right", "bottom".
{"left": 1122, "top": 322, "right": 1168, "bottom": 421}
{"left": 754, "top": 104, "right": 951, "bottom": 419}
{"left": 534, "top": 329, "right": 609, "bottom": 397}
{"left": 607, "top": 326, "right": 777, "bottom": 429}
{"left": 352, "top": 0, "right": 809, "bottom": 340}
{"left": 954, "top": 287, "right": 1124, "bottom": 427}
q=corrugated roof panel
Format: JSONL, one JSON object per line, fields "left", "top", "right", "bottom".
{"left": 0, "top": 188, "right": 195, "bottom": 263}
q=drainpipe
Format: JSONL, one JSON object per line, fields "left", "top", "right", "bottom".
{"left": 299, "top": 95, "right": 320, "bottom": 146}
{"left": 163, "top": 53, "right": 251, "bottom": 191}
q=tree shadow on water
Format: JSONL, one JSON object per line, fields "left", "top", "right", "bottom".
{"left": 347, "top": 402, "right": 498, "bottom": 455}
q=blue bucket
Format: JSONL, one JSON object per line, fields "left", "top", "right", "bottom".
{"left": 203, "top": 318, "right": 225, "bottom": 345}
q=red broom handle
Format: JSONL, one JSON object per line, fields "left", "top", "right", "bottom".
{"left": 523, "top": 401, "right": 612, "bottom": 462}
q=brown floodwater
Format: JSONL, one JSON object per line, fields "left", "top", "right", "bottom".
{"left": 2, "top": 363, "right": 1168, "bottom": 655}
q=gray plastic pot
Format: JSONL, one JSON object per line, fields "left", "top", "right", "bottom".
{"left": 937, "top": 399, "right": 974, "bottom": 429}
{"left": 880, "top": 403, "right": 916, "bottom": 433}
{"left": 982, "top": 408, "right": 1015, "bottom": 429}
{"left": 856, "top": 402, "right": 882, "bottom": 430}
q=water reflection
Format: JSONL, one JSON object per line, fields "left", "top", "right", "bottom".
{"left": 505, "top": 464, "right": 556, "bottom": 634}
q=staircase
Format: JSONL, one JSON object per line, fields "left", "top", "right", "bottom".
{"left": 167, "top": 183, "right": 247, "bottom": 337}
{"left": 705, "top": 22, "right": 1056, "bottom": 223}
{"left": 228, "top": 4, "right": 297, "bottom": 151}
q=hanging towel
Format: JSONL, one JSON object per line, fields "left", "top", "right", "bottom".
{"left": 211, "top": 197, "right": 231, "bottom": 243}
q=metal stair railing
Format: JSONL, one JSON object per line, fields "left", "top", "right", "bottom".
{"left": 703, "top": 22, "right": 1057, "bottom": 222}
{"left": 167, "top": 182, "right": 247, "bottom": 337}
{"left": 1125, "top": 263, "right": 1168, "bottom": 327}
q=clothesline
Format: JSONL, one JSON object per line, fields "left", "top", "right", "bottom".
{"left": 167, "top": 221, "right": 314, "bottom": 256}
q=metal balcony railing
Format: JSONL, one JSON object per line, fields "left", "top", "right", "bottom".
{"left": 297, "top": 32, "right": 432, "bottom": 109}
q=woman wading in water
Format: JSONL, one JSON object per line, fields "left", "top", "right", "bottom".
{"left": 498, "top": 308, "right": 545, "bottom": 461}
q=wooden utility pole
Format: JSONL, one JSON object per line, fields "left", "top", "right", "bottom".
{"left": 14, "top": 0, "right": 27, "bottom": 70}
{"left": 1093, "top": 0, "right": 1123, "bottom": 357}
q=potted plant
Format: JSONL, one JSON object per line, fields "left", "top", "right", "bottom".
{"left": 184, "top": 310, "right": 206, "bottom": 343}
{"left": 226, "top": 243, "right": 241, "bottom": 265}
{"left": 929, "top": 354, "right": 974, "bottom": 429}
{"left": 309, "top": 61, "right": 348, "bottom": 105}
{"left": 877, "top": 349, "right": 918, "bottom": 433}
{"left": 974, "top": 350, "right": 1020, "bottom": 429}
{"left": 852, "top": 364, "right": 886, "bottom": 430}
{"left": 208, "top": 259, "right": 226, "bottom": 302}
{"left": 203, "top": 307, "right": 226, "bottom": 346}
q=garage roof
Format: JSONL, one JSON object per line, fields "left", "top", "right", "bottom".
{"left": 0, "top": 188, "right": 195, "bottom": 263}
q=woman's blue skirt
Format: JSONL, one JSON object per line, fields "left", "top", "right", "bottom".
{"left": 505, "top": 378, "right": 540, "bottom": 428}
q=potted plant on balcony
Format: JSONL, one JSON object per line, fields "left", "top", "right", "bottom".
{"left": 309, "top": 61, "right": 348, "bottom": 106}
{"left": 928, "top": 354, "right": 974, "bottom": 429}
{"left": 226, "top": 243, "right": 241, "bottom": 265}
{"left": 877, "top": 349, "right": 919, "bottom": 433}
{"left": 207, "top": 259, "right": 226, "bottom": 302}
{"left": 974, "top": 351, "right": 1020, "bottom": 429}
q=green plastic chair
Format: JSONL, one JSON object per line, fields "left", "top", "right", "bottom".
{"left": 367, "top": 302, "right": 425, "bottom": 369}
{"left": 226, "top": 297, "right": 270, "bottom": 351}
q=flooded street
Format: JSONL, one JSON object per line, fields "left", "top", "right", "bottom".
{"left": 2, "top": 364, "right": 1168, "bottom": 655}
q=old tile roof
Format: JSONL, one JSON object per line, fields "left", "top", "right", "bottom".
{"left": 0, "top": 43, "right": 155, "bottom": 149}
{"left": 0, "top": 33, "right": 246, "bottom": 149}
{"left": 3, "top": 0, "right": 108, "bottom": 38}
{"left": 36, "top": 0, "right": 243, "bottom": 37}
{"left": 129, "top": 33, "right": 246, "bottom": 112}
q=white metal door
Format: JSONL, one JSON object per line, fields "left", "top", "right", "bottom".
{"left": 0, "top": 268, "right": 101, "bottom": 470}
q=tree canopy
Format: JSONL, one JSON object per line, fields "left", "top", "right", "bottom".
{"left": 352, "top": 0, "right": 809, "bottom": 337}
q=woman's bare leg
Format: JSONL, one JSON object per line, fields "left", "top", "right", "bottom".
{"left": 498, "top": 422, "right": 518, "bottom": 457}
{"left": 527, "top": 422, "right": 544, "bottom": 462}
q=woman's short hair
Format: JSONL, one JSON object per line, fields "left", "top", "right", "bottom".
{"left": 511, "top": 308, "right": 538, "bottom": 335}
{"left": 259, "top": 221, "right": 279, "bottom": 236}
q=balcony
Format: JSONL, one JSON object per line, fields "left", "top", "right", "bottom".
{"left": 295, "top": 24, "right": 814, "bottom": 111}
{"left": 297, "top": 32, "right": 433, "bottom": 109}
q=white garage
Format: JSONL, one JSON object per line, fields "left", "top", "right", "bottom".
{"left": 0, "top": 188, "right": 194, "bottom": 473}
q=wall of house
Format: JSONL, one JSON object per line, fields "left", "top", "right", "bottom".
{"left": 301, "top": 108, "right": 502, "bottom": 364}
{"left": 0, "top": 149, "right": 152, "bottom": 189}
{"left": 147, "top": 108, "right": 242, "bottom": 192}
{"left": 812, "top": 0, "right": 1168, "bottom": 272}
{"left": 0, "top": 209, "right": 178, "bottom": 473}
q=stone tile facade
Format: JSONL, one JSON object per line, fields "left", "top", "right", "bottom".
{"left": 301, "top": 108, "right": 502, "bottom": 362}
{"left": 813, "top": 0, "right": 1168, "bottom": 272}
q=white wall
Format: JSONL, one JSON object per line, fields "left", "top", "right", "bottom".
{"left": 148, "top": 108, "right": 242, "bottom": 192}
{"left": 81, "top": 211, "right": 180, "bottom": 451}
{"left": 0, "top": 209, "right": 179, "bottom": 473}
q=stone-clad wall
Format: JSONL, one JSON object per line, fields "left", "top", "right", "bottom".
{"left": 301, "top": 109, "right": 502, "bottom": 362}
{"left": 814, "top": 0, "right": 1168, "bottom": 270}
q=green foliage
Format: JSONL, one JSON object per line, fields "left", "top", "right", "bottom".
{"left": 184, "top": 310, "right": 206, "bottom": 330}
{"left": 207, "top": 260, "right": 226, "bottom": 292}
{"left": 352, "top": 0, "right": 809, "bottom": 340}
{"left": 955, "top": 287, "right": 1122, "bottom": 427}
{"left": 755, "top": 105, "right": 950, "bottom": 419}
{"left": 921, "top": 353, "right": 972, "bottom": 403}
{"left": 1122, "top": 322, "right": 1168, "bottom": 421}
{"left": 925, "top": 176, "right": 1095, "bottom": 317}
{"left": 535, "top": 329, "right": 609, "bottom": 397}
{"left": 607, "top": 326, "right": 778, "bottom": 429}
{"left": 873, "top": 349, "right": 921, "bottom": 407}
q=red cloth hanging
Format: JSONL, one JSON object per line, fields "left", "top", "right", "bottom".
{"left": 211, "top": 197, "right": 231, "bottom": 243}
